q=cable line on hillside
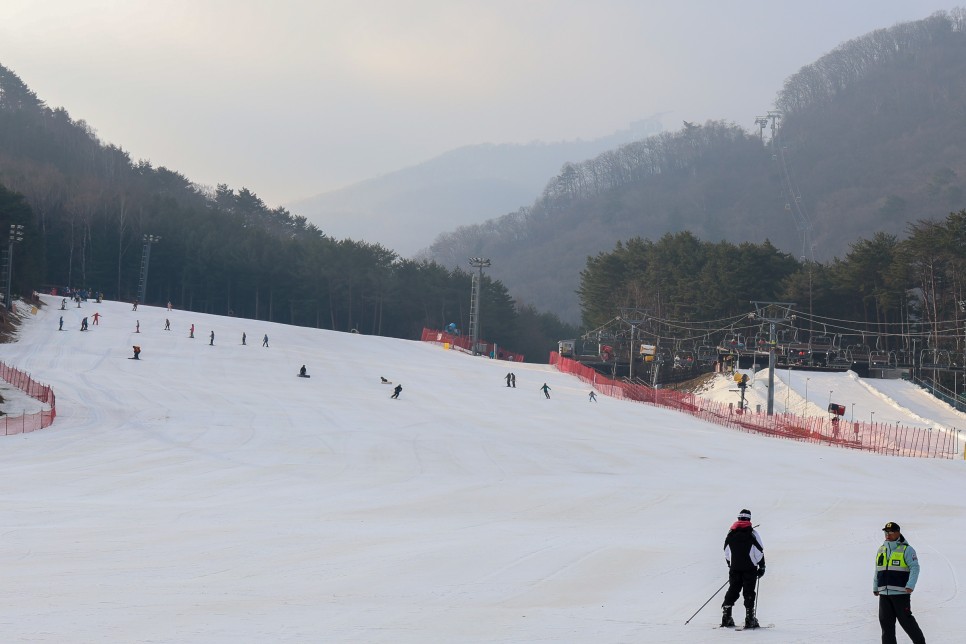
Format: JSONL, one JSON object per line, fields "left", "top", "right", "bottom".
{"left": 766, "top": 111, "right": 816, "bottom": 262}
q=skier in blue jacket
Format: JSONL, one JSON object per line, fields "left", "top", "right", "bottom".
{"left": 874, "top": 521, "right": 925, "bottom": 644}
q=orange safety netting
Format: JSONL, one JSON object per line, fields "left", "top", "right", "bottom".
{"left": 421, "top": 328, "right": 525, "bottom": 362}
{"left": 0, "top": 361, "right": 57, "bottom": 436}
{"left": 550, "top": 352, "right": 959, "bottom": 460}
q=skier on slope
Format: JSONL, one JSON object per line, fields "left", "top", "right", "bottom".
{"left": 721, "top": 508, "right": 765, "bottom": 629}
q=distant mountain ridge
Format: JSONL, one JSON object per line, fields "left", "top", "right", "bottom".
{"left": 287, "top": 118, "right": 664, "bottom": 257}
{"left": 423, "top": 9, "right": 966, "bottom": 322}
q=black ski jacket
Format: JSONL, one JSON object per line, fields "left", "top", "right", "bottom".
{"left": 724, "top": 523, "right": 765, "bottom": 571}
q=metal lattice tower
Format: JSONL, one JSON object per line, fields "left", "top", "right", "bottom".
{"left": 468, "top": 257, "right": 490, "bottom": 356}
{"left": 0, "top": 248, "right": 10, "bottom": 308}
{"left": 137, "top": 234, "right": 161, "bottom": 304}
{"left": 4, "top": 224, "right": 24, "bottom": 309}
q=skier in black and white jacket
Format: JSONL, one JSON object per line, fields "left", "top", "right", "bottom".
{"left": 721, "top": 508, "right": 765, "bottom": 628}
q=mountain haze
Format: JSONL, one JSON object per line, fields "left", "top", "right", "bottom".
{"left": 288, "top": 119, "right": 664, "bottom": 257}
{"left": 0, "top": 63, "right": 577, "bottom": 361}
{"left": 424, "top": 9, "right": 966, "bottom": 322}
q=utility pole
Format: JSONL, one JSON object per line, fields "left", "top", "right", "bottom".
{"left": 468, "top": 257, "right": 490, "bottom": 356}
{"left": 751, "top": 301, "right": 796, "bottom": 415}
{"left": 4, "top": 224, "right": 24, "bottom": 310}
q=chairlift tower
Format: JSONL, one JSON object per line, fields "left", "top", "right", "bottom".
{"left": 619, "top": 307, "right": 648, "bottom": 382}
{"left": 751, "top": 301, "right": 796, "bottom": 415}
{"left": 754, "top": 116, "right": 769, "bottom": 142}
{"left": 468, "top": 257, "right": 490, "bottom": 356}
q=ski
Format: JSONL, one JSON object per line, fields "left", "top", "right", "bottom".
{"left": 734, "top": 623, "right": 774, "bottom": 631}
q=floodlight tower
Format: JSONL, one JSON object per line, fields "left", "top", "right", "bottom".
{"left": 137, "top": 234, "right": 161, "bottom": 304}
{"left": 468, "top": 257, "right": 490, "bottom": 356}
{"left": 4, "top": 224, "right": 24, "bottom": 310}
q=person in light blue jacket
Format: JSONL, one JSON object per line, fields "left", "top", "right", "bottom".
{"left": 873, "top": 521, "right": 925, "bottom": 644}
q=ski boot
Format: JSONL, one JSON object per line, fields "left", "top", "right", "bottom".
{"left": 721, "top": 605, "right": 735, "bottom": 627}
{"left": 744, "top": 606, "right": 760, "bottom": 629}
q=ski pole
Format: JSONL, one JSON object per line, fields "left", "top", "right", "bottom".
{"left": 754, "top": 574, "right": 760, "bottom": 614}
{"left": 684, "top": 578, "right": 729, "bottom": 625}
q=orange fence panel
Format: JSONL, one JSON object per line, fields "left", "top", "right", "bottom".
{"left": 0, "top": 361, "right": 57, "bottom": 437}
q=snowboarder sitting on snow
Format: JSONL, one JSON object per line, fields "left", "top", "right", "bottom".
{"left": 722, "top": 508, "right": 765, "bottom": 628}
{"left": 298, "top": 365, "right": 309, "bottom": 378}
{"left": 391, "top": 384, "right": 402, "bottom": 399}
{"left": 132, "top": 345, "right": 141, "bottom": 360}
{"left": 380, "top": 376, "right": 390, "bottom": 384}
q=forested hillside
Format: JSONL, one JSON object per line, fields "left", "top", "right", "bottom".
{"left": 425, "top": 9, "right": 966, "bottom": 322}
{"left": 0, "top": 64, "right": 576, "bottom": 361}
{"left": 577, "top": 217, "right": 966, "bottom": 344}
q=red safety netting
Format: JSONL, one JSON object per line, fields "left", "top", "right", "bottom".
{"left": 421, "top": 328, "right": 525, "bottom": 362}
{"left": 0, "top": 361, "right": 57, "bottom": 436}
{"left": 550, "top": 352, "right": 959, "bottom": 460}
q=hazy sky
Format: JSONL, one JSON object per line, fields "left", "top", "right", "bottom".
{"left": 0, "top": 1, "right": 956, "bottom": 206}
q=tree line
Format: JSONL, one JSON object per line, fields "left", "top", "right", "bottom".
{"left": 776, "top": 9, "right": 966, "bottom": 115}
{"left": 578, "top": 216, "right": 966, "bottom": 354}
{"left": 0, "top": 64, "right": 576, "bottom": 361}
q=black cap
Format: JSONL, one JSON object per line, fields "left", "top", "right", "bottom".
{"left": 883, "top": 522, "right": 901, "bottom": 532}
{"left": 738, "top": 509, "right": 752, "bottom": 521}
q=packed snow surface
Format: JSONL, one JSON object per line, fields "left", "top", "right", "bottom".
{"left": 0, "top": 295, "right": 964, "bottom": 643}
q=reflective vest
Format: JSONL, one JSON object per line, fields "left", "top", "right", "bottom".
{"left": 876, "top": 543, "right": 911, "bottom": 592}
